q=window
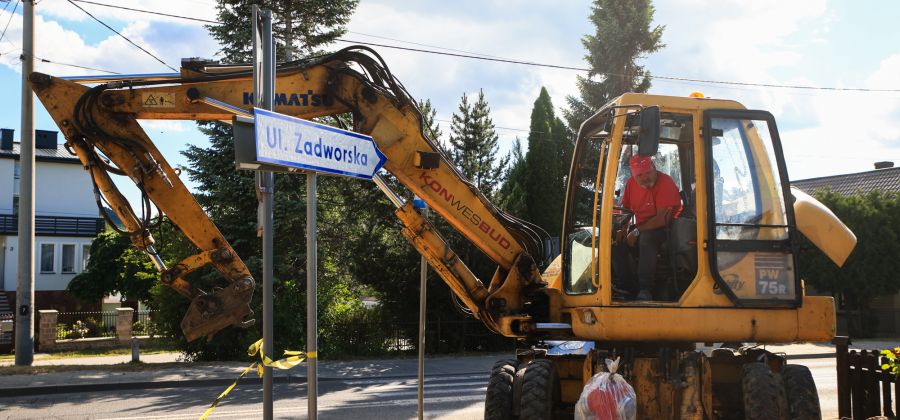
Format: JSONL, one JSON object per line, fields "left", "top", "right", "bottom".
{"left": 40, "top": 243, "right": 55, "bottom": 273}
{"left": 13, "top": 161, "right": 20, "bottom": 198}
{"left": 82, "top": 244, "right": 91, "bottom": 271}
{"left": 706, "top": 111, "right": 796, "bottom": 304}
{"left": 564, "top": 131, "right": 609, "bottom": 295}
{"left": 62, "top": 244, "right": 76, "bottom": 273}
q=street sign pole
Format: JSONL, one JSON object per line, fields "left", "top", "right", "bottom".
{"left": 307, "top": 171, "right": 318, "bottom": 420}
{"left": 415, "top": 198, "right": 428, "bottom": 420}
{"left": 251, "top": 6, "right": 275, "bottom": 420}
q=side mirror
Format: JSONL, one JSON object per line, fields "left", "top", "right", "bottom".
{"left": 638, "top": 106, "right": 660, "bottom": 156}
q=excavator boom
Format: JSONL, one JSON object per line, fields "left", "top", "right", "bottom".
{"left": 29, "top": 47, "right": 546, "bottom": 340}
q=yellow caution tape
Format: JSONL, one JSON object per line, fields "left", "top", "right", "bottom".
{"left": 199, "top": 339, "right": 307, "bottom": 420}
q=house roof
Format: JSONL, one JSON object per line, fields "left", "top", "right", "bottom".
{"left": 791, "top": 166, "right": 900, "bottom": 196}
{"left": 0, "top": 142, "right": 81, "bottom": 164}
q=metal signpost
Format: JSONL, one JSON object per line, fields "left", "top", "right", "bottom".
{"left": 414, "top": 197, "right": 428, "bottom": 420}
{"left": 233, "top": 108, "right": 386, "bottom": 420}
{"left": 250, "top": 7, "right": 275, "bottom": 420}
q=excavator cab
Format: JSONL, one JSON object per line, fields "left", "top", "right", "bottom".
{"left": 559, "top": 94, "right": 827, "bottom": 312}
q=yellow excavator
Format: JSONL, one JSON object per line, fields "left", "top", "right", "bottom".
{"left": 29, "top": 46, "right": 855, "bottom": 419}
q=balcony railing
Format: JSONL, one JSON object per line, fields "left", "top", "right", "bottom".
{"left": 0, "top": 214, "right": 104, "bottom": 237}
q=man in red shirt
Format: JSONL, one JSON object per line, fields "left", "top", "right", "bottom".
{"left": 615, "top": 155, "right": 682, "bottom": 300}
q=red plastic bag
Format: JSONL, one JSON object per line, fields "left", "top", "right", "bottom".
{"left": 575, "top": 357, "right": 637, "bottom": 420}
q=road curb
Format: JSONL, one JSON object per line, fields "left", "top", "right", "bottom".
{"left": 786, "top": 352, "right": 835, "bottom": 360}
{"left": 0, "top": 370, "right": 488, "bottom": 398}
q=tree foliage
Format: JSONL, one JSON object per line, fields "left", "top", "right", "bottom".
{"left": 498, "top": 138, "right": 527, "bottom": 217}
{"left": 522, "top": 88, "right": 571, "bottom": 238}
{"left": 801, "top": 190, "right": 900, "bottom": 305}
{"left": 447, "top": 89, "right": 509, "bottom": 200}
{"left": 67, "top": 230, "right": 155, "bottom": 304}
{"left": 564, "top": 0, "right": 665, "bottom": 130}
{"left": 207, "top": 0, "right": 357, "bottom": 62}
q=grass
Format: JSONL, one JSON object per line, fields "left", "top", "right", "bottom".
{"left": 0, "top": 340, "right": 180, "bottom": 361}
{"left": 0, "top": 361, "right": 205, "bottom": 376}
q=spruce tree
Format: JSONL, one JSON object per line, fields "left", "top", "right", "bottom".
{"left": 208, "top": 0, "right": 357, "bottom": 62}
{"left": 447, "top": 89, "right": 509, "bottom": 199}
{"left": 168, "top": 0, "right": 374, "bottom": 359}
{"left": 417, "top": 98, "right": 443, "bottom": 143}
{"left": 564, "top": 0, "right": 665, "bottom": 130}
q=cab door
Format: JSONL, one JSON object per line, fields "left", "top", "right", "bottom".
{"left": 703, "top": 109, "right": 800, "bottom": 306}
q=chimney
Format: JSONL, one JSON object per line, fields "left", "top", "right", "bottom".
{"left": 35, "top": 129, "right": 58, "bottom": 150}
{"left": 0, "top": 128, "right": 12, "bottom": 151}
{"left": 874, "top": 161, "right": 895, "bottom": 170}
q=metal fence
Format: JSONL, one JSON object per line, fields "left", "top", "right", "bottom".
{"left": 56, "top": 311, "right": 117, "bottom": 340}
{"left": 835, "top": 336, "right": 899, "bottom": 419}
{"left": 132, "top": 310, "right": 158, "bottom": 336}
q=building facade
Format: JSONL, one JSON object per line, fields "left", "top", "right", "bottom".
{"left": 0, "top": 128, "right": 104, "bottom": 318}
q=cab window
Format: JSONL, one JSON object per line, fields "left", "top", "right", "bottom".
{"left": 563, "top": 134, "right": 608, "bottom": 295}
{"left": 706, "top": 111, "right": 798, "bottom": 305}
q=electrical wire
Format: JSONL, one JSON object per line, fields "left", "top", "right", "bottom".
{"left": 0, "top": 0, "right": 19, "bottom": 46}
{"left": 65, "top": 0, "right": 177, "bottom": 72}
{"left": 60, "top": 0, "right": 900, "bottom": 94}
{"left": 71, "top": 0, "right": 219, "bottom": 24}
{"left": 35, "top": 55, "right": 120, "bottom": 74}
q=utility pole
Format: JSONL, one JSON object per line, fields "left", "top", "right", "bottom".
{"left": 15, "top": 0, "right": 35, "bottom": 367}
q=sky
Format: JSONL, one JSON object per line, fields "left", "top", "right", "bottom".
{"left": 0, "top": 0, "right": 898, "bottom": 210}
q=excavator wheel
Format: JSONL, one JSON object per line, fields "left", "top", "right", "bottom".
{"left": 484, "top": 359, "right": 518, "bottom": 420}
{"left": 741, "top": 362, "right": 789, "bottom": 420}
{"left": 519, "top": 359, "right": 560, "bottom": 420}
{"left": 782, "top": 364, "right": 822, "bottom": 420}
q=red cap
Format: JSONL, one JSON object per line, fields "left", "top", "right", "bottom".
{"left": 630, "top": 155, "right": 654, "bottom": 176}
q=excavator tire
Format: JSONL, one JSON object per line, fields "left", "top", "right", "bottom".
{"left": 519, "top": 359, "right": 559, "bottom": 420}
{"left": 484, "top": 359, "right": 518, "bottom": 420}
{"left": 741, "top": 362, "right": 789, "bottom": 420}
{"left": 782, "top": 364, "right": 822, "bottom": 420}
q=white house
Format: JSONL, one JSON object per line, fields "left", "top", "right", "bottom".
{"left": 0, "top": 128, "right": 104, "bottom": 317}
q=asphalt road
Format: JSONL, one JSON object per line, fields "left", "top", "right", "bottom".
{"left": 0, "top": 358, "right": 839, "bottom": 420}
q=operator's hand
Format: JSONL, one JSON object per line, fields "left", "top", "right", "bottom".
{"left": 625, "top": 229, "right": 639, "bottom": 247}
{"left": 615, "top": 228, "right": 627, "bottom": 244}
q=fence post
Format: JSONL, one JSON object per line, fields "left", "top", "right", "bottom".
{"left": 833, "top": 336, "right": 851, "bottom": 418}
{"left": 116, "top": 307, "right": 134, "bottom": 345}
{"left": 38, "top": 309, "right": 58, "bottom": 351}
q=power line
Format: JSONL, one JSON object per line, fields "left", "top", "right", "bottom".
{"left": 0, "top": 0, "right": 19, "bottom": 46}
{"left": 47, "top": 1, "right": 900, "bottom": 93}
{"left": 336, "top": 39, "right": 900, "bottom": 93}
{"left": 35, "top": 55, "right": 120, "bottom": 74}
{"left": 71, "top": 0, "right": 219, "bottom": 24}
{"left": 66, "top": 0, "right": 176, "bottom": 72}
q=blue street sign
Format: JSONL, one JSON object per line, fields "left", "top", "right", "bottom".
{"left": 252, "top": 108, "right": 387, "bottom": 180}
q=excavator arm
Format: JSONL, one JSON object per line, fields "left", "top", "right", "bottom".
{"left": 29, "top": 46, "right": 550, "bottom": 340}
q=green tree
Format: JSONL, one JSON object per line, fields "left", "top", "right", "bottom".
{"left": 498, "top": 138, "right": 527, "bottom": 217}
{"left": 523, "top": 88, "right": 571, "bottom": 238}
{"left": 67, "top": 230, "right": 155, "bottom": 304}
{"left": 417, "top": 98, "right": 443, "bottom": 143}
{"left": 800, "top": 189, "right": 900, "bottom": 337}
{"left": 150, "top": 0, "right": 364, "bottom": 359}
{"left": 564, "top": 0, "right": 665, "bottom": 130}
{"left": 447, "top": 89, "right": 509, "bottom": 200}
{"left": 208, "top": 0, "right": 357, "bottom": 62}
